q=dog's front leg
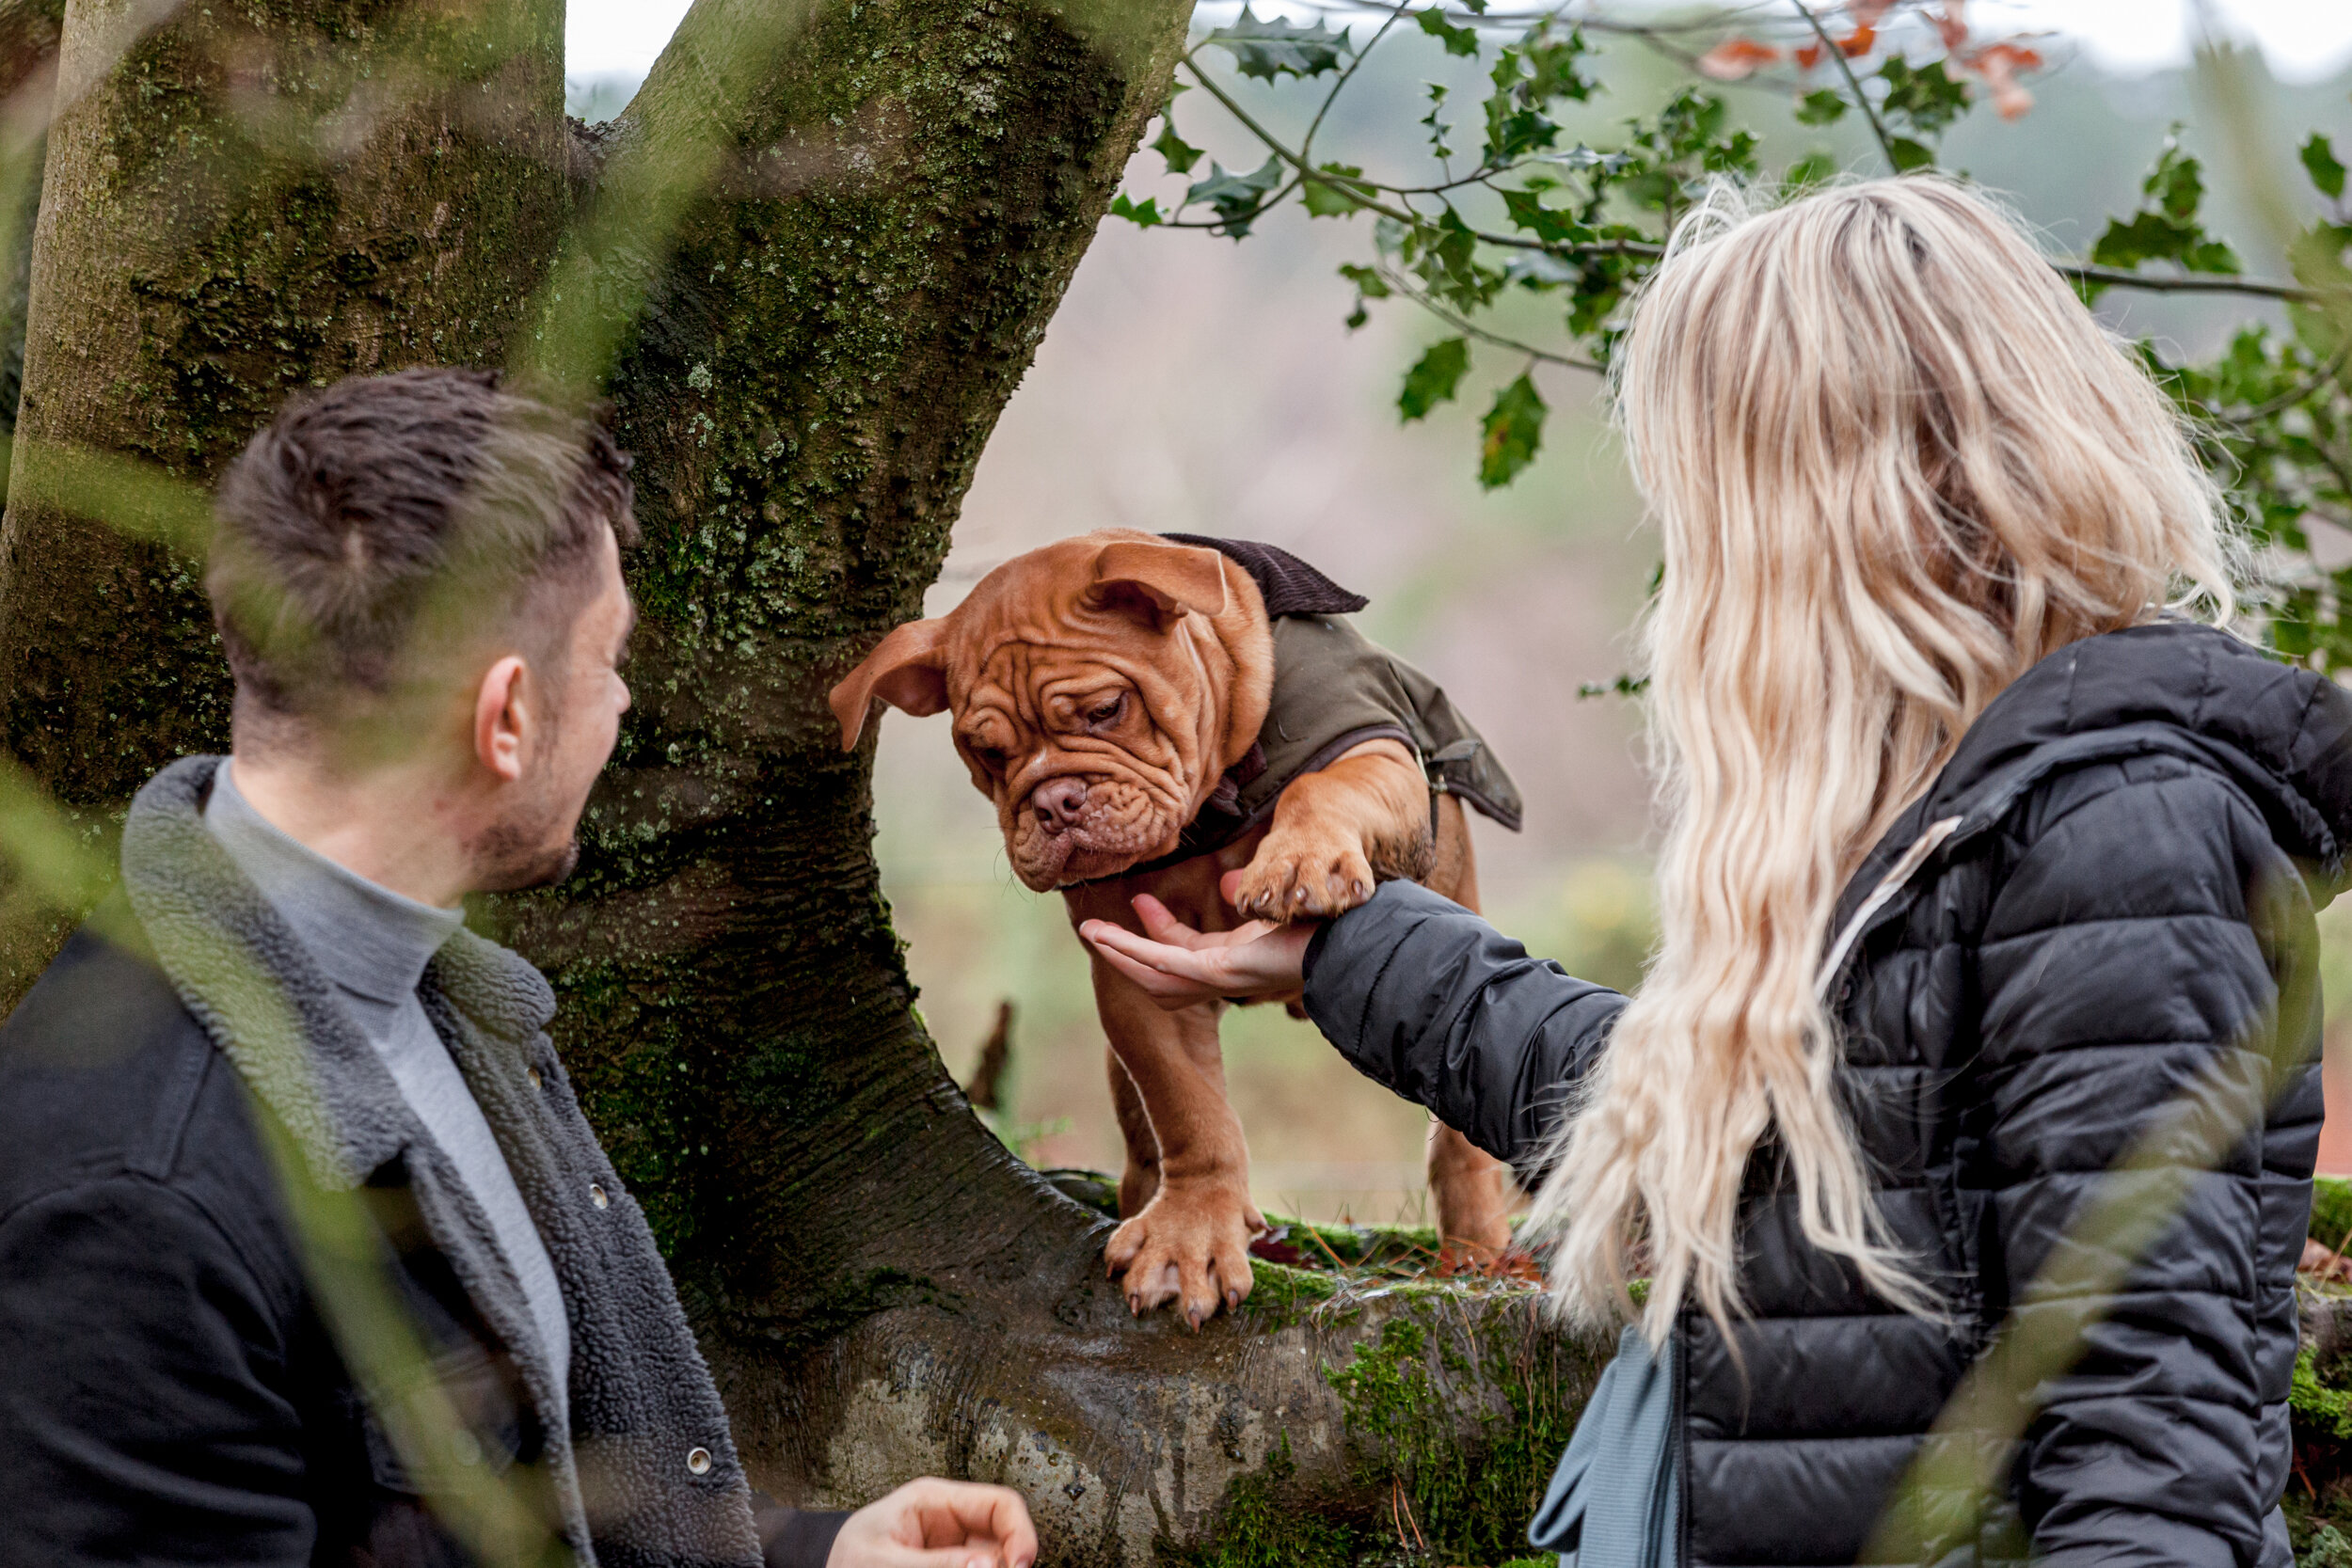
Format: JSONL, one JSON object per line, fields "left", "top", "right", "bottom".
{"left": 1227, "top": 738, "right": 1432, "bottom": 920}
{"left": 1084, "top": 948, "right": 1265, "bottom": 1326}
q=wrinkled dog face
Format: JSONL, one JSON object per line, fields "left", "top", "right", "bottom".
{"left": 952, "top": 642, "right": 1202, "bottom": 888}
{"left": 830, "top": 534, "right": 1265, "bottom": 892}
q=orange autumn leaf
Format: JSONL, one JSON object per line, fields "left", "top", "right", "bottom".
{"left": 1698, "top": 36, "right": 1782, "bottom": 81}
{"left": 1795, "top": 40, "right": 1824, "bottom": 70}
{"left": 1932, "top": 0, "right": 1969, "bottom": 49}
{"left": 1968, "top": 42, "right": 2041, "bottom": 120}
{"left": 1840, "top": 23, "right": 1877, "bottom": 57}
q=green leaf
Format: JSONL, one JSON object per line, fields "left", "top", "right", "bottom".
{"left": 2089, "top": 136, "right": 2243, "bottom": 276}
{"left": 1785, "top": 150, "right": 1838, "bottom": 191}
{"left": 1421, "top": 80, "right": 1454, "bottom": 163}
{"left": 1887, "top": 136, "right": 1935, "bottom": 174}
{"left": 1184, "top": 157, "right": 1285, "bottom": 237}
{"left": 1417, "top": 7, "right": 1480, "bottom": 58}
{"left": 1204, "top": 6, "right": 1353, "bottom": 80}
{"left": 1875, "top": 57, "right": 1972, "bottom": 141}
{"left": 1501, "top": 186, "right": 1593, "bottom": 245}
{"left": 1794, "top": 89, "right": 1848, "bottom": 127}
{"left": 1301, "top": 162, "right": 1370, "bottom": 218}
{"left": 2305, "top": 133, "right": 2347, "bottom": 201}
{"left": 1152, "top": 121, "right": 1203, "bottom": 176}
{"left": 1108, "top": 193, "right": 1163, "bottom": 227}
{"left": 1399, "top": 337, "right": 1470, "bottom": 420}
{"left": 1477, "top": 26, "right": 1594, "bottom": 166}
{"left": 1478, "top": 373, "right": 1546, "bottom": 487}
{"left": 1338, "top": 261, "right": 1391, "bottom": 330}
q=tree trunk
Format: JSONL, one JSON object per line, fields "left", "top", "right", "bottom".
{"left": 0, "top": 0, "right": 573, "bottom": 985}
{"left": 0, "top": 2, "right": 1601, "bottom": 1560}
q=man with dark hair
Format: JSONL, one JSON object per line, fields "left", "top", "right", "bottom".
{"left": 0, "top": 369, "right": 1036, "bottom": 1568}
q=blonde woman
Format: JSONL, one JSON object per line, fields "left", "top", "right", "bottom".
{"left": 1084, "top": 176, "right": 2352, "bottom": 1566}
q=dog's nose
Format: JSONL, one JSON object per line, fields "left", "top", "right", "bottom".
{"left": 1031, "top": 777, "right": 1089, "bottom": 834}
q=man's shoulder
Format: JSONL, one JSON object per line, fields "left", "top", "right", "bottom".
{"left": 0, "top": 910, "right": 271, "bottom": 1231}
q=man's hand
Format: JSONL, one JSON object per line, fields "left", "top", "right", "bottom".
{"left": 826, "top": 1479, "right": 1038, "bottom": 1568}
{"left": 1077, "top": 876, "right": 1315, "bottom": 1009}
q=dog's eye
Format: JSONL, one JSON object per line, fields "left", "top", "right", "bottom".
{"left": 1086, "top": 695, "right": 1126, "bottom": 727}
{"left": 967, "top": 744, "right": 1008, "bottom": 774}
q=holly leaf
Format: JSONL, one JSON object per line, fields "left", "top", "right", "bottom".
{"left": 1399, "top": 337, "right": 1470, "bottom": 420}
{"left": 1152, "top": 121, "right": 1203, "bottom": 176}
{"left": 1108, "top": 194, "right": 1163, "bottom": 227}
{"left": 1204, "top": 7, "right": 1353, "bottom": 80}
{"left": 2090, "top": 135, "right": 2242, "bottom": 277}
{"left": 1338, "top": 261, "right": 1391, "bottom": 329}
{"left": 1502, "top": 186, "right": 1593, "bottom": 245}
{"left": 1887, "top": 135, "right": 1935, "bottom": 174}
{"left": 1786, "top": 150, "right": 1838, "bottom": 190}
{"left": 1417, "top": 7, "right": 1480, "bottom": 58}
{"left": 1876, "top": 56, "right": 1971, "bottom": 141}
{"left": 1479, "top": 373, "right": 1546, "bottom": 487}
{"left": 2305, "top": 133, "right": 2347, "bottom": 202}
{"left": 1794, "top": 88, "right": 1847, "bottom": 126}
{"left": 1185, "top": 157, "right": 1286, "bottom": 237}
{"left": 1301, "top": 162, "right": 1371, "bottom": 218}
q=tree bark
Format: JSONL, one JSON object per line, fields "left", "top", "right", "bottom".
{"left": 0, "top": 1, "right": 1600, "bottom": 1560}
{"left": 0, "top": 0, "right": 572, "bottom": 989}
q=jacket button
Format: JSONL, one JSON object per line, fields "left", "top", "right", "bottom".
{"left": 527, "top": 1068, "right": 543, "bottom": 1089}
{"left": 686, "top": 1447, "right": 712, "bottom": 1475}
{"left": 590, "top": 1183, "right": 609, "bottom": 1209}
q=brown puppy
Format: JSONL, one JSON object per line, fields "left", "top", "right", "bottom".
{"left": 831, "top": 531, "right": 1520, "bottom": 1325}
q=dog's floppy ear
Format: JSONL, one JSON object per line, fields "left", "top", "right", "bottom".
{"left": 1088, "top": 539, "right": 1231, "bottom": 630}
{"left": 829, "top": 620, "right": 950, "bottom": 751}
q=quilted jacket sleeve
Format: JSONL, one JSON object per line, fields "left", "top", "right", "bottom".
{"left": 1974, "top": 753, "right": 2319, "bottom": 1568}
{"left": 1302, "top": 879, "right": 1628, "bottom": 1177}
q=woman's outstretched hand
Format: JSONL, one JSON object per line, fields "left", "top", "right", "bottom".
{"left": 1078, "top": 873, "right": 1315, "bottom": 1009}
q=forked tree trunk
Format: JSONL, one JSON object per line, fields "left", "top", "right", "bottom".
{"left": 0, "top": 2, "right": 1600, "bottom": 1561}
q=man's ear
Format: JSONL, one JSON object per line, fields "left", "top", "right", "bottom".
{"left": 829, "top": 620, "right": 950, "bottom": 751}
{"left": 1087, "top": 539, "right": 1230, "bottom": 631}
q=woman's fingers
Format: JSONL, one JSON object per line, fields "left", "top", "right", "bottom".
{"left": 1079, "top": 922, "right": 1232, "bottom": 1006}
{"left": 1078, "top": 918, "right": 1313, "bottom": 1007}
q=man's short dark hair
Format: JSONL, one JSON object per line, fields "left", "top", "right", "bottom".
{"left": 208, "top": 367, "right": 638, "bottom": 731}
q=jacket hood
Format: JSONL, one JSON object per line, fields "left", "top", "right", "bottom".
{"left": 1838, "top": 622, "right": 2352, "bottom": 931}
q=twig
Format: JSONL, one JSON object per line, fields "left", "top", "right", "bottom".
{"left": 1181, "top": 54, "right": 1423, "bottom": 229}
{"left": 1381, "top": 266, "right": 1605, "bottom": 372}
{"left": 1793, "top": 0, "right": 1899, "bottom": 173}
{"left": 2206, "top": 344, "right": 2350, "bottom": 427}
{"left": 1301, "top": 3, "right": 1404, "bottom": 160}
{"left": 2059, "top": 260, "right": 2321, "bottom": 305}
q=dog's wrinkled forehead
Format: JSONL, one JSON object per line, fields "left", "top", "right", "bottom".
{"left": 953, "top": 633, "right": 1161, "bottom": 742}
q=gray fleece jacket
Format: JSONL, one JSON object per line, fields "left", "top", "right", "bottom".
{"left": 110, "top": 754, "right": 762, "bottom": 1566}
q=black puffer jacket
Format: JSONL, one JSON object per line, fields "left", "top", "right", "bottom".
{"left": 1303, "top": 624, "right": 2352, "bottom": 1568}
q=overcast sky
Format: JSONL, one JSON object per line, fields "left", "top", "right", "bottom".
{"left": 564, "top": 1, "right": 2352, "bottom": 84}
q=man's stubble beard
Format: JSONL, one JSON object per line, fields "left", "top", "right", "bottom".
{"left": 469, "top": 737, "right": 586, "bottom": 894}
{"left": 470, "top": 822, "right": 580, "bottom": 893}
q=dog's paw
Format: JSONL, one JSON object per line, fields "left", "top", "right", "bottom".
{"left": 1103, "top": 1179, "right": 1265, "bottom": 1327}
{"left": 1229, "top": 828, "right": 1376, "bottom": 921}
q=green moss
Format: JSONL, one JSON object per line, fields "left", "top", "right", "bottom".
{"left": 1237, "top": 1259, "right": 1341, "bottom": 1329}
{"left": 1323, "top": 1307, "right": 1581, "bottom": 1565}
{"left": 1175, "top": 1437, "right": 1355, "bottom": 1568}
{"left": 2299, "top": 1347, "right": 2352, "bottom": 1441}
{"left": 2316, "top": 1177, "right": 2352, "bottom": 1249}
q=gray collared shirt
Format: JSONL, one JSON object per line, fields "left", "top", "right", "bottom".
{"left": 205, "top": 761, "right": 571, "bottom": 1423}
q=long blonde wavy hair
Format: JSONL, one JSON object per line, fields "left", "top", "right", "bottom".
{"left": 1526, "top": 176, "right": 2239, "bottom": 1341}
